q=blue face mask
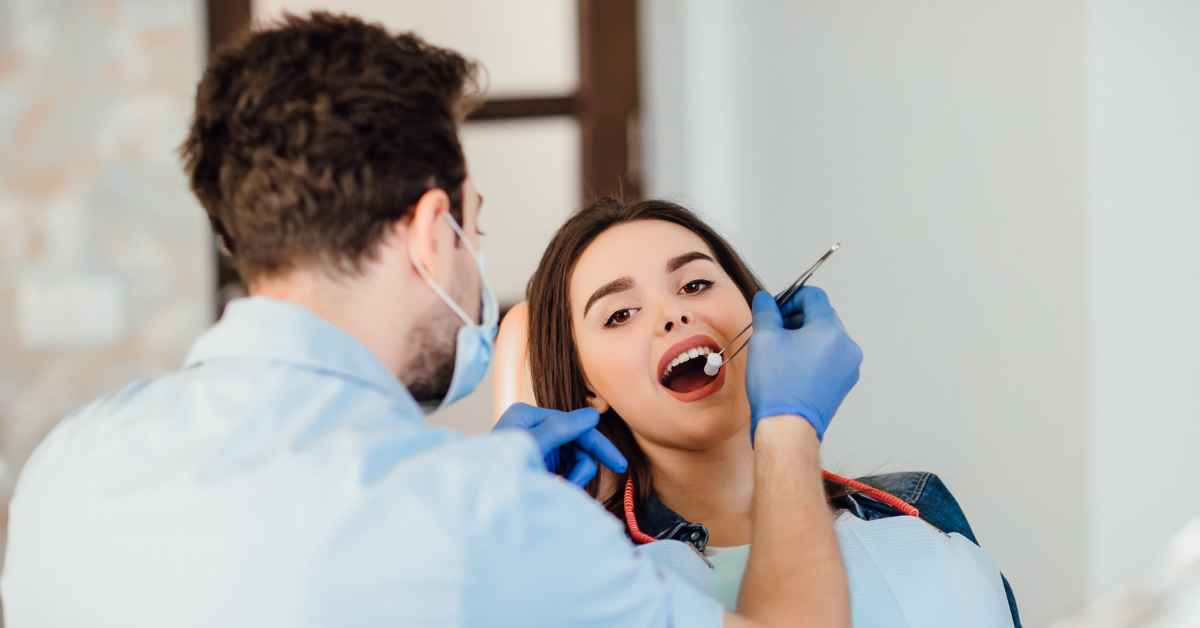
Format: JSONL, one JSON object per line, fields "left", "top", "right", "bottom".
{"left": 411, "top": 212, "right": 499, "bottom": 411}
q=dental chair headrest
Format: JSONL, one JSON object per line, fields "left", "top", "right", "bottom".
{"left": 492, "top": 301, "right": 536, "bottom": 423}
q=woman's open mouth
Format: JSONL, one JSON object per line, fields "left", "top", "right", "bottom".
{"left": 657, "top": 335, "right": 726, "bottom": 403}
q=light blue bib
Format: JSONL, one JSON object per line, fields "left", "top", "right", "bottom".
{"left": 642, "top": 512, "right": 1015, "bottom": 627}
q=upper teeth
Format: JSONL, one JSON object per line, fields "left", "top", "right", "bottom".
{"left": 662, "top": 346, "right": 714, "bottom": 379}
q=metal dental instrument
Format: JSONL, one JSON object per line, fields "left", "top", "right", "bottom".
{"left": 703, "top": 243, "right": 841, "bottom": 376}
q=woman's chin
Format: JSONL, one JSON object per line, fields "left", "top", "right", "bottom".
{"left": 675, "top": 378, "right": 751, "bottom": 444}
{"left": 656, "top": 404, "right": 752, "bottom": 450}
{"left": 623, "top": 376, "right": 752, "bottom": 450}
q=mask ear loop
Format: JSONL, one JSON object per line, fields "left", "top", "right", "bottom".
{"left": 410, "top": 251, "right": 474, "bottom": 326}
{"left": 408, "top": 212, "right": 484, "bottom": 327}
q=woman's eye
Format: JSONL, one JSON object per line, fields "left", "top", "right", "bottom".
{"left": 681, "top": 279, "right": 714, "bottom": 295}
{"left": 605, "top": 308, "right": 638, "bottom": 328}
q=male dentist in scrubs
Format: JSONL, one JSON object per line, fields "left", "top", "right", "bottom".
{"left": 2, "top": 12, "right": 861, "bottom": 628}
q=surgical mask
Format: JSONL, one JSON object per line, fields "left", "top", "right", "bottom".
{"left": 411, "top": 212, "right": 499, "bottom": 412}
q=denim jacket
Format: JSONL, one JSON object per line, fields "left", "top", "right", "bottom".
{"left": 630, "top": 471, "right": 1022, "bottom": 628}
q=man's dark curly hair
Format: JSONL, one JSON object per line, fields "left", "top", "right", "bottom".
{"left": 181, "top": 11, "right": 481, "bottom": 281}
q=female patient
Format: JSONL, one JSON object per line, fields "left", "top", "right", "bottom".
{"left": 520, "top": 198, "right": 1021, "bottom": 627}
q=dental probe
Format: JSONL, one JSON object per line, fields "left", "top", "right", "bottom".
{"left": 703, "top": 243, "right": 841, "bottom": 376}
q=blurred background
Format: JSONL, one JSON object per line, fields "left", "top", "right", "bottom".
{"left": 2, "top": 1, "right": 1198, "bottom": 626}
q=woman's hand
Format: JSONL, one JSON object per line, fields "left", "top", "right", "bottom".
{"left": 745, "top": 287, "right": 863, "bottom": 442}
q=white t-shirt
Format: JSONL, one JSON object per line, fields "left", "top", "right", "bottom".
{"left": 703, "top": 544, "right": 751, "bottom": 611}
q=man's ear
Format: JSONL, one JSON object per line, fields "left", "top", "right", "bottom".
{"left": 406, "top": 188, "right": 452, "bottom": 280}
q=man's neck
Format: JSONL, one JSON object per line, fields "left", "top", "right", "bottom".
{"left": 250, "top": 269, "right": 419, "bottom": 378}
{"left": 642, "top": 425, "right": 756, "bottom": 547}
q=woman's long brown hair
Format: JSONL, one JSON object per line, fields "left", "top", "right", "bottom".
{"left": 526, "top": 198, "right": 839, "bottom": 520}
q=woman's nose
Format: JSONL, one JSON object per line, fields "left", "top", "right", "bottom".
{"left": 662, "top": 313, "right": 692, "bottom": 334}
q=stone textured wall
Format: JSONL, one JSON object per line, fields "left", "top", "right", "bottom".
{"left": 0, "top": 0, "right": 210, "bottom": 601}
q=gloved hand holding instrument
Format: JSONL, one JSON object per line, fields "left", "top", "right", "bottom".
{"left": 705, "top": 243, "right": 862, "bottom": 443}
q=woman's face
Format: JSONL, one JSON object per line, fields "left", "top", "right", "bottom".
{"left": 569, "top": 220, "right": 752, "bottom": 450}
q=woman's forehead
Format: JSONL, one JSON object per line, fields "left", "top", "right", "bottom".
{"left": 570, "top": 220, "right": 715, "bottom": 302}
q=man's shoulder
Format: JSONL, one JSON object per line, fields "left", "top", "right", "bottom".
{"left": 315, "top": 429, "right": 588, "bottom": 567}
{"left": 360, "top": 428, "right": 610, "bottom": 526}
{"left": 26, "top": 377, "right": 159, "bottom": 457}
{"left": 360, "top": 429, "right": 547, "bottom": 513}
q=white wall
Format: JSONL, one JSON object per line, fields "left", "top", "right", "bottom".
{"left": 1086, "top": 0, "right": 1200, "bottom": 599}
{"left": 643, "top": 1, "right": 1169, "bottom": 625}
{"left": 254, "top": 0, "right": 578, "bottom": 98}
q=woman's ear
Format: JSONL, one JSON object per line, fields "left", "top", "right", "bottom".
{"left": 581, "top": 372, "right": 610, "bottom": 414}
{"left": 586, "top": 392, "right": 611, "bottom": 414}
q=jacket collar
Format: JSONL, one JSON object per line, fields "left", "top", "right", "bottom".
{"left": 631, "top": 477, "right": 914, "bottom": 552}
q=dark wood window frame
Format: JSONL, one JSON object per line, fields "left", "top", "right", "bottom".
{"left": 205, "top": 0, "right": 641, "bottom": 314}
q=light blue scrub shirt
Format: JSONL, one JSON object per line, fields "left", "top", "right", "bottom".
{"left": 1, "top": 298, "right": 722, "bottom": 628}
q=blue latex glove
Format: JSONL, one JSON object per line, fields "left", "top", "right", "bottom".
{"left": 494, "top": 403, "right": 628, "bottom": 486}
{"left": 746, "top": 286, "right": 862, "bottom": 442}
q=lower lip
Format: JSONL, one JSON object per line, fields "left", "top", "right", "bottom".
{"left": 663, "top": 363, "right": 727, "bottom": 403}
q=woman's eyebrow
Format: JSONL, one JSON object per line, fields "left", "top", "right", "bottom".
{"left": 583, "top": 276, "right": 635, "bottom": 318}
{"left": 666, "top": 251, "right": 715, "bottom": 273}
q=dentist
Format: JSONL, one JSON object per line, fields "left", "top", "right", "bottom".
{"left": 2, "top": 12, "right": 860, "bottom": 628}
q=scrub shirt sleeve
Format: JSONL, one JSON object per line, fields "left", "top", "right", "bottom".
{"left": 462, "top": 470, "right": 724, "bottom": 628}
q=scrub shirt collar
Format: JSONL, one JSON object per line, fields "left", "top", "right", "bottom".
{"left": 186, "top": 297, "right": 421, "bottom": 412}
